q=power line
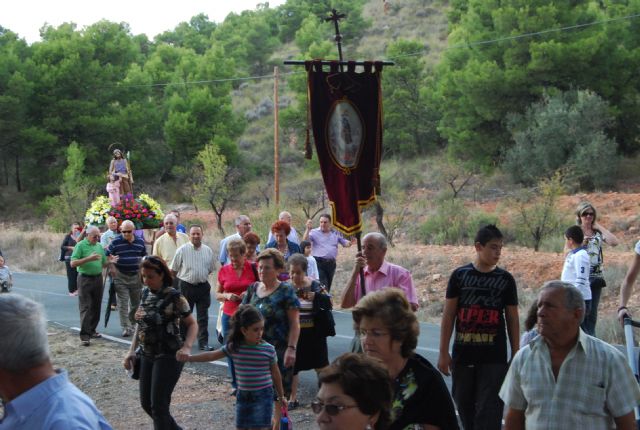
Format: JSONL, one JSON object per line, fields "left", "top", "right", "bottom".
{"left": 100, "top": 70, "right": 303, "bottom": 89}
{"left": 101, "top": 11, "right": 640, "bottom": 88}
{"left": 386, "top": 12, "right": 640, "bottom": 61}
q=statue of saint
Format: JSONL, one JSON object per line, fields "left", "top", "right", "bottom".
{"left": 108, "top": 149, "right": 133, "bottom": 196}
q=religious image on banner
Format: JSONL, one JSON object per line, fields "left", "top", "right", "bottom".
{"left": 305, "top": 60, "right": 383, "bottom": 236}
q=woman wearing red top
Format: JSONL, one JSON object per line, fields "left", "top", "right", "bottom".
{"left": 216, "top": 237, "right": 258, "bottom": 391}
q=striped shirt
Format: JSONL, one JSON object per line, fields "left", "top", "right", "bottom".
{"left": 171, "top": 242, "right": 215, "bottom": 284}
{"left": 107, "top": 236, "right": 146, "bottom": 274}
{"left": 223, "top": 341, "right": 277, "bottom": 391}
{"left": 500, "top": 330, "right": 640, "bottom": 429}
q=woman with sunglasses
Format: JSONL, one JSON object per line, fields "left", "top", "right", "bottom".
{"left": 576, "top": 202, "right": 619, "bottom": 335}
{"left": 353, "top": 288, "right": 459, "bottom": 430}
{"left": 315, "top": 352, "right": 392, "bottom": 430}
{"left": 123, "top": 255, "right": 197, "bottom": 430}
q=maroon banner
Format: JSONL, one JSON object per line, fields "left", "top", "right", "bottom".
{"left": 306, "top": 60, "right": 383, "bottom": 235}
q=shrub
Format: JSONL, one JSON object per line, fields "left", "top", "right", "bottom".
{"left": 504, "top": 89, "right": 620, "bottom": 190}
{"left": 418, "top": 199, "right": 497, "bottom": 245}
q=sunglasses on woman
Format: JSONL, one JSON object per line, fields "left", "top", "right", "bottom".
{"left": 311, "top": 400, "right": 358, "bottom": 416}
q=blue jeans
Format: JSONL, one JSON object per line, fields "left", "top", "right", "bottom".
{"left": 580, "top": 299, "right": 594, "bottom": 335}
{"left": 221, "top": 312, "right": 237, "bottom": 389}
{"left": 582, "top": 277, "right": 605, "bottom": 336}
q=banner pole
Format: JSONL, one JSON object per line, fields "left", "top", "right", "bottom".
{"left": 356, "top": 232, "right": 366, "bottom": 297}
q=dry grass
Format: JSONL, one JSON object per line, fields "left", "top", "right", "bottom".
{"left": 1, "top": 224, "right": 66, "bottom": 274}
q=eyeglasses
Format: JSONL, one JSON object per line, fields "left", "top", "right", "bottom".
{"left": 311, "top": 400, "right": 358, "bottom": 416}
{"left": 581, "top": 212, "right": 595, "bottom": 217}
{"left": 358, "top": 328, "right": 390, "bottom": 339}
{"left": 121, "top": 230, "right": 133, "bottom": 234}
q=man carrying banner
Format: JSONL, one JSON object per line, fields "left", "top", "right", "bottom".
{"left": 340, "top": 232, "right": 418, "bottom": 311}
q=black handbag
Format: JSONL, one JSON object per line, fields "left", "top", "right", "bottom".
{"left": 313, "top": 293, "right": 336, "bottom": 337}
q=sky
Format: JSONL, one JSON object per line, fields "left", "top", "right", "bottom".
{"left": 2, "top": 0, "right": 286, "bottom": 44}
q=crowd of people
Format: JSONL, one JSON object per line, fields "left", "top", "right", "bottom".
{"left": 3, "top": 201, "right": 640, "bottom": 429}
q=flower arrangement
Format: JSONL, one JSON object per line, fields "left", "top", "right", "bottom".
{"left": 84, "top": 196, "right": 112, "bottom": 226}
{"left": 138, "top": 194, "right": 164, "bottom": 223}
{"left": 84, "top": 194, "right": 164, "bottom": 229}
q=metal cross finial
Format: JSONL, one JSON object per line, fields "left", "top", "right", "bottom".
{"left": 325, "top": 9, "right": 346, "bottom": 64}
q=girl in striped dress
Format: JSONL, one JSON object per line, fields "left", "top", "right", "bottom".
{"left": 179, "top": 305, "right": 286, "bottom": 430}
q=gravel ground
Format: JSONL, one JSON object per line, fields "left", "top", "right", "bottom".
{"left": 47, "top": 326, "right": 318, "bottom": 430}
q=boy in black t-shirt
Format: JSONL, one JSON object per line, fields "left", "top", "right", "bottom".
{"left": 438, "top": 224, "right": 519, "bottom": 430}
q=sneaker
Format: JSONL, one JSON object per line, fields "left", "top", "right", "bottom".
{"left": 81, "top": 340, "right": 90, "bottom": 347}
{"left": 122, "top": 329, "right": 132, "bottom": 337}
{"left": 69, "top": 291, "right": 78, "bottom": 297}
{"left": 91, "top": 332, "right": 102, "bottom": 339}
{"left": 199, "top": 345, "right": 214, "bottom": 351}
{"left": 110, "top": 304, "right": 117, "bottom": 311}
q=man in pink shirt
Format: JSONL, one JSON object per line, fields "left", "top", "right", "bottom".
{"left": 340, "top": 232, "right": 419, "bottom": 311}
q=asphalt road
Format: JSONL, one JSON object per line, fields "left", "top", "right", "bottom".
{"left": 10, "top": 271, "right": 451, "bottom": 404}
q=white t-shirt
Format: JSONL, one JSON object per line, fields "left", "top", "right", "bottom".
{"left": 306, "top": 255, "right": 319, "bottom": 280}
{"left": 561, "top": 248, "right": 591, "bottom": 300}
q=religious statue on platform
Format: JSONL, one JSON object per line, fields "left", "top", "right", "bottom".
{"left": 108, "top": 148, "right": 133, "bottom": 197}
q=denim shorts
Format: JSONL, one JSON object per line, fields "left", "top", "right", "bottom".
{"left": 235, "top": 386, "right": 274, "bottom": 428}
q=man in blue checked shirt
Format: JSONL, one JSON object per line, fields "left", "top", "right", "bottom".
{"left": 0, "top": 294, "right": 112, "bottom": 430}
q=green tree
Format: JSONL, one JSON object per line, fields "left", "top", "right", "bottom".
{"left": 504, "top": 89, "right": 620, "bottom": 189}
{"left": 155, "top": 14, "right": 217, "bottom": 55}
{"left": 43, "top": 142, "right": 96, "bottom": 231}
{"left": 383, "top": 40, "right": 440, "bottom": 157}
{"left": 193, "top": 142, "right": 242, "bottom": 235}
{"left": 435, "top": 0, "right": 640, "bottom": 166}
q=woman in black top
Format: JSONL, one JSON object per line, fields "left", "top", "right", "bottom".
{"left": 123, "top": 256, "right": 196, "bottom": 430}
{"left": 60, "top": 222, "right": 81, "bottom": 295}
{"left": 353, "top": 288, "right": 459, "bottom": 430}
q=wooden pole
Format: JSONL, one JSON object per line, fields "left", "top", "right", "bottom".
{"left": 274, "top": 66, "right": 280, "bottom": 206}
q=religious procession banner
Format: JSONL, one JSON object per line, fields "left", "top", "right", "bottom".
{"left": 305, "top": 60, "right": 383, "bottom": 236}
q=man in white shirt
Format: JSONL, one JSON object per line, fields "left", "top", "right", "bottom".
{"left": 172, "top": 225, "right": 215, "bottom": 350}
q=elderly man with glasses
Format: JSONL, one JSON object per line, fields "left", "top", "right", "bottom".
{"left": 107, "top": 219, "right": 147, "bottom": 337}
{"left": 70, "top": 226, "right": 115, "bottom": 346}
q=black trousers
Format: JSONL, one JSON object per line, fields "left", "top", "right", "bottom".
{"left": 139, "top": 354, "right": 184, "bottom": 430}
{"left": 65, "top": 260, "right": 78, "bottom": 293}
{"left": 179, "top": 280, "right": 211, "bottom": 347}
{"left": 77, "top": 274, "right": 104, "bottom": 340}
{"left": 315, "top": 257, "right": 337, "bottom": 292}
{"left": 451, "top": 361, "right": 508, "bottom": 430}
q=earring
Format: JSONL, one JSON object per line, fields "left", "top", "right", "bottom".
{"left": 365, "top": 425, "right": 373, "bottom": 430}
